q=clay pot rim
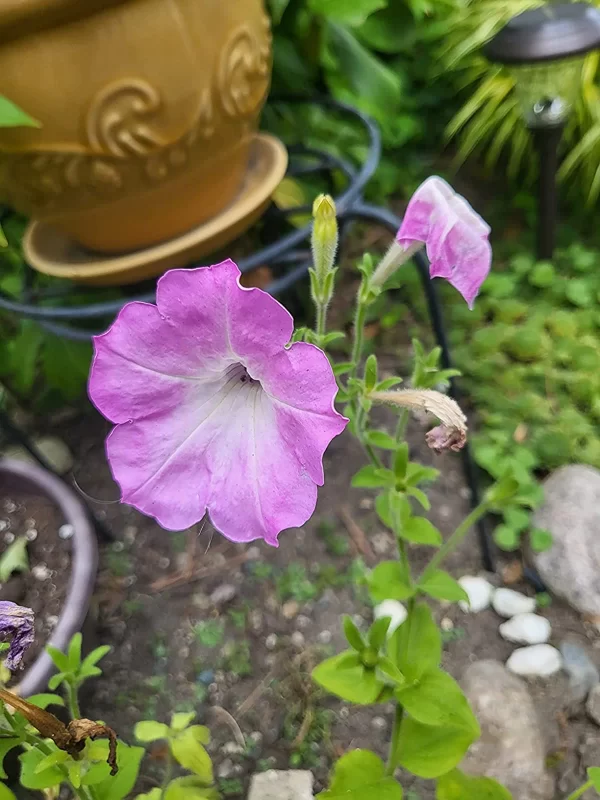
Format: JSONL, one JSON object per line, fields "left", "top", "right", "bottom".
{"left": 0, "top": 457, "right": 98, "bottom": 697}
{"left": 0, "top": 0, "right": 126, "bottom": 41}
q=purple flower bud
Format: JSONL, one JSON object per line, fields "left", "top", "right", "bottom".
{"left": 426, "top": 424, "right": 467, "bottom": 454}
{"left": 0, "top": 601, "right": 34, "bottom": 671}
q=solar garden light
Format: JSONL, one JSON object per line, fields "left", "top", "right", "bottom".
{"left": 484, "top": 3, "right": 600, "bottom": 259}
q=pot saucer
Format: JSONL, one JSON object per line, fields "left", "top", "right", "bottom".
{"left": 23, "top": 134, "right": 288, "bottom": 287}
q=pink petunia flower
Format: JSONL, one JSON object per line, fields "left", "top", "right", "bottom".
{"left": 396, "top": 176, "right": 492, "bottom": 308}
{"left": 89, "top": 260, "right": 347, "bottom": 546}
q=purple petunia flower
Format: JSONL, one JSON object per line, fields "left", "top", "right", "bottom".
{"left": 396, "top": 176, "right": 492, "bottom": 308}
{"left": 89, "top": 260, "right": 347, "bottom": 546}
{"left": 0, "top": 601, "right": 34, "bottom": 670}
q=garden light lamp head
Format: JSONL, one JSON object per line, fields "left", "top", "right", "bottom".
{"left": 484, "top": 3, "right": 600, "bottom": 127}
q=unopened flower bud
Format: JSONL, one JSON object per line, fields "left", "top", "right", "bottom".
{"left": 311, "top": 194, "right": 338, "bottom": 283}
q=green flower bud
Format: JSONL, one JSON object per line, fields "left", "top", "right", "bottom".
{"left": 311, "top": 194, "right": 338, "bottom": 283}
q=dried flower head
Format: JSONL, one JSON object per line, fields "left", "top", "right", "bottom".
{"left": 370, "top": 389, "right": 467, "bottom": 453}
{"left": 0, "top": 601, "right": 34, "bottom": 670}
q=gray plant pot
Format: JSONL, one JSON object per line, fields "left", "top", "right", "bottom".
{"left": 0, "top": 457, "right": 98, "bottom": 696}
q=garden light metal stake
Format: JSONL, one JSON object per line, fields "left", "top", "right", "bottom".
{"left": 484, "top": 3, "right": 600, "bottom": 261}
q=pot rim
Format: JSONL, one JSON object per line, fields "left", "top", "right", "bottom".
{"left": 0, "top": 457, "right": 98, "bottom": 697}
{"left": 0, "top": 0, "right": 127, "bottom": 42}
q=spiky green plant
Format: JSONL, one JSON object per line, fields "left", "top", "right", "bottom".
{"left": 440, "top": 0, "right": 600, "bottom": 204}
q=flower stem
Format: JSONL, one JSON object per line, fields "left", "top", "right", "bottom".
{"left": 66, "top": 681, "right": 81, "bottom": 720}
{"left": 395, "top": 409, "right": 409, "bottom": 443}
{"left": 419, "top": 501, "right": 490, "bottom": 581}
{"left": 566, "top": 781, "right": 593, "bottom": 800}
{"left": 315, "top": 300, "right": 328, "bottom": 340}
{"left": 351, "top": 301, "right": 368, "bottom": 375}
{"left": 386, "top": 702, "right": 403, "bottom": 776}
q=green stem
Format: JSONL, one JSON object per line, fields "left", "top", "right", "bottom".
{"left": 160, "top": 751, "right": 174, "bottom": 799}
{"left": 66, "top": 680, "right": 81, "bottom": 719}
{"left": 420, "top": 501, "right": 490, "bottom": 581}
{"left": 315, "top": 300, "right": 328, "bottom": 340}
{"left": 395, "top": 409, "right": 409, "bottom": 443}
{"left": 566, "top": 781, "right": 593, "bottom": 800}
{"left": 386, "top": 702, "right": 403, "bottom": 776}
{"left": 351, "top": 301, "right": 368, "bottom": 376}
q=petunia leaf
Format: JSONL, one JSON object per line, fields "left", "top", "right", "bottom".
{"left": 318, "top": 749, "right": 403, "bottom": 799}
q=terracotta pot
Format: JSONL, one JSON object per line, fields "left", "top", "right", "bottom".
{"left": 0, "top": 458, "right": 97, "bottom": 697}
{"left": 0, "top": 0, "right": 272, "bottom": 252}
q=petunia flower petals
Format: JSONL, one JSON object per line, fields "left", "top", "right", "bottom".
{"left": 396, "top": 176, "right": 491, "bottom": 308}
{"left": 89, "top": 260, "right": 347, "bottom": 545}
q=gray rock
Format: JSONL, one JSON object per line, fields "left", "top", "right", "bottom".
{"left": 561, "top": 641, "right": 600, "bottom": 706}
{"left": 460, "top": 660, "right": 554, "bottom": 800}
{"left": 586, "top": 684, "right": 600, "bottom": 725}
{"left": 210, "top": 584, "right": 237, "bottom": 607}
{"left": 3, "top": 437, "right": 74, "bottom": 475}
{"left": 248, "top": 770, "right": 313, "bottom": 800}
{"left": 532, "top": 465, "right": 600, "bottom": 615}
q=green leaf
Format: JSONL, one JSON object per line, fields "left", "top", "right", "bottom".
{"left": 19, "top": 746, "right": 64, "bottom": 790}
{"left": 68, "top": 759, "right": 82, "bottom": 788}
{"left": 0, "top": 784, "right": 16, "bottom": 800}
{"left": 80, "top": 644, "right": 111, "bottom": 673}
{"left": 313, "top": 651, "right": 385, "bottom": 704}
{"left": 268, "top": 0, "right": 291, "bottom": 25}
{"left": 67, "top": 633, "right": 82, "bottom": 673}
{"left": 311, "top": 0, "right": 387, "bottom": 27}
{"left": 26, "top": 693, "right": 65, "bottom": 710}
{"left": 485, "top": 475, "right": 520, "bottom": 506}
{"left": 134, "top": 720, "right": 170, "bottom": 742}
{"left": 376, "top": 377, "right": 403, "bottom": 391}
{"left": 588, "top": 766, "right": 600, "bottom": 790}
{"left": 396, "top": 668, "right": 479, "bottom": 734}
{"left": 405, "top": 464, "right": 440, "bottom": 486}
{"left": 334, "top": 361, "right": 354, "bottom": 377}
{"left": 368, "top": 561, "right": 414, "bottom": 603}
{"left": 0, "top": 738, "right": 21, "bottom": 779}
{"left": 92, "top": 742, "right": 145, "bottom": 800}
{"left": 82, "top": 760, "right": 112, "bottom": 786}
{"left": 400, "top": 518, "right": 442, "bottom": 547}
{"left": 318, "top": 749, "right": 403, "bottom": 799}
{"left": 8, "top": 321, "right": 43, "bottom": 394}
{"left": 375, "top": 490, "right": 409, "bottom": 530}
{"left": 47, "top": 671, "right": 67, "bottom": 691}
{"left": 436, "top": 769, "right": 512, "bottom": 799}
{"left": 364, "top": 354, "right": 378, "bottom": 391}
{"left": 0, "top": 95, "right": 40, "bottom": 128}
{"left": 530, "top": 528, "right": 553, "bottom": 553}
{"left": 393, "top": 443, "right": 409, "bottom": 480}
{"left": 343, "top": 616, "right": 365, "bottom": 652}
{"left": 165, "top": 777, "right": 219, "bottom": 800}
{"left": 395, "top": 716, "right": 476, "bottom": 779}
{"left": 352, "top": 465, "right": 394, "bottom": 488}
{"left": 171, "top": 727, "right": 213, "bottom": 781}
{"left": 418, "top": 570, "right": 469, "bottom": 603}
{"left": 368, "top": 617, "right": 391, "bottom": 650}
{"left": 135, "top": 790, "right": 162, "bottom": 800}
{"left": 170, "top": 711, "right": 196, "bottom": 732}
{"left": 45, "top": 644, "right": 69, "bottom": 673}
{"left": 493, "top": 525, "right": 520, "bottom": 552}
{"left": 390, "top": 602, "right": 441, "bottom": 681}
{"left": 407, "top": 486, "right": 431, "bottom": 510}
{"left": 0, "top": 536, "right": 28, "bottom": 582}
{"left": 365, "top": 430, "right": 397, "bottom": 450}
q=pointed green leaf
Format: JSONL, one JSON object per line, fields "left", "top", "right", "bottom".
{"left": 19, "top": 747, "right": 64, "bottom": 790}
{"left": 333, "top": 361, "right": 354, "bottom": 376}
{"left": 375, "top": 377, "right": 403, "bottom": 391}
{"left": 418, "top": 570, "right": 469, "bottom": 603}
{"left": 313, "top": 651, "right": 385, "bottom": 704}
{"left": 390, "top": 602, "right": 442, "bottom": 681}
{"left": 368, "top": 616, "right": 391, "bottom": 650}
{"left": 395, "top": 716, "right": 476, "bottom": 779}
{"left": 405, "top": 463, "right": 440, "bottom": 485}
{"left": 365, "top": 430, "right": 397, "bottom": 450}
{"left": 171, "top": 728, "right": 213, "bottom": 781}
{"left": 393, "top": 443, "right": 409, "bottom": 480}
{"left": 170, "top": 711, "right": 196, "bottom": 732}
{"left": 396, "top": 668, "right": 479, "bottom": 734}
{"left": 352, "top": 465, "right": 394, "bottom": 488}
{"left": 134, "top": 720, "right": 170, "bottom": 742}
{"left": 0, "top": 96, "right": 39, "bottom": 128}
{"left": 343, "top": 616, "right": 365, "bottom": 652}
{"left": 407, "top": 486, "right": 431, "bottom": 510}
{"left": 81, "top": 645, "right": 111, "bottom": 671}
{"left": 400, "top": 517, "right": 442, "bottom": 547}
{"left": 368, "top": 561, "right": 414, "bottom": 603}
{"left": 46, "top": 645, "right": 69, "bottom": 673}
{"left": 0, "top": 738, "right": 21, "bottom": 779}
{"left": 318, "top": 749, "right": 403, "bottom": 799}
{"left": 0, "top": 536, "right": 29, "bottom": 582}
{"left": 92, "top": 741, "right": 145, "bottom": 800}
{"left": 67, "top": 633, "right": 82, "bottom": 672}
{"left": 47, "top": 672, "right": 67, "bottom": 691}
{"left": 364, "top": 354, "right": 378, "bottom": 392}
{"left": 68, "top": 759, "right": 82, "bottom": 788}
{"left": 26, "top": 693, "right": 65, "bottom": 710}
{"left": 436, "top": 769, "right": 512, "bottom": 799}
{"left": 34, "top": 749, "right": 69, "bottom": 774}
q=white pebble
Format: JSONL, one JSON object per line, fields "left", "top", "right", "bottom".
{"left": 158, "top": 556, "right": 170, "bottom": 569}
{"left": 25, "top": 518, "right": 36, "bottom": 529}
{"left": 291, "top": 631, "right": 305, "bottom": 649}
{"left": 317, "top": 630, "right": 332, "bottom": 645}
{"left": 0, "top": 520, "right": 9, "bottom": 532}
{"left": 499, "top": 613, "right": 551, "bottom": 645}
{"left": 458, "top": 576, "right": 494, "bottom": 613}
{"left": 492, "top": 588, "right": 536, "bottom": 618}
{"left": 371, "top": 716, "right": 387, "bottom": 732}
{"left": 265, "top": 633, "right": 278, "bottom": 650}
{"left": 440, "top": 617, "right": 454, "bottom": 631}
{"left": 246, "top": 546, "right": 261, "bottom": 561}
{"left": 3, "top": 532, "right": 14, "bottom": 544}
{"left": 25, "top": 528, "right": 38, "bottom": 542}
{"left": 506, "top": 644, "right": 562, "bottom": 677}
{"left": 374, "top": 600, "right": 407, "bottom": 635}
{"left": 58, "top": 524, "right": 74, "bottom": 540}
{"left": 46, "top": 615, "right": 59, "bottom": 628}
{"left": 32, "top": 564, "right": 51, "bottom": 581}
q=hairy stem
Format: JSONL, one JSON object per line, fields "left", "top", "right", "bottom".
{"left": 315, "top": 300, "right": 328, "bottom": 340}
{"left": 386, "top": 703, "right": 403, "bottom": 776}
{"left": 395, "top": 409, "right": 409, "bottom": 443}
{"left": 66, "top": 681, "right": 81, "bottom": 720}
{"left": 351, "top": 301, "right": 368, "bottom": 375}
{"left": 566, "top": 781, "right": 593, "bottom": 800}
{"left": 420, "top": 501, "right": 490, "bottom": 581}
